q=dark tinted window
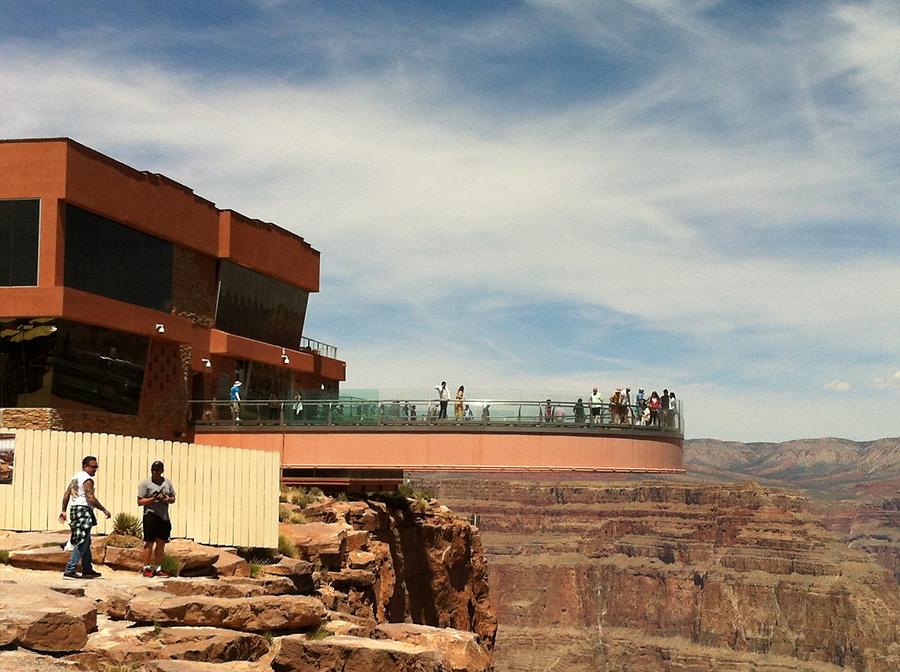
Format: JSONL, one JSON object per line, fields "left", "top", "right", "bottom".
{"left": 0, "top": 318, "right": 148, "bottom": 415}
{"left": 0, "top": 199, "right": 40, "bottom": 286}
{"left": 215, "top": 261, "right": 308, "bottom": 349}
{"left": 64, "top": 205, "right": 172, "bottom": 312}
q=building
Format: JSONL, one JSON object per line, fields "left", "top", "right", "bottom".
{"left": 0, "top": 138, "right": 346, "bottom": 440}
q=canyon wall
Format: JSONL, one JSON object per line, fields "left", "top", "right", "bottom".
{"left": 419, "top": 478, "right": 899, "bottom": 672}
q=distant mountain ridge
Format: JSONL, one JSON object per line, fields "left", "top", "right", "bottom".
{"left": 684, "top": 436, "right": 900, "bottom": 499}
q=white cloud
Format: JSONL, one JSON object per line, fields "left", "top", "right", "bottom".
{"left": 872, "top": 371, "right": 900, "bottom": 390}
{"left": 0, "top": 1, "right": 898, "bottom": 441}
{"left": 824, "top": 380, "right": 851, "bottom": 392}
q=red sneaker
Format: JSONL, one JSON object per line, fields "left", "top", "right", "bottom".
{"left": 154, "top": 569, "right": 170, "bottom": 578}
{"left": 141, "top": 566, "right": 155, "bottom": 578}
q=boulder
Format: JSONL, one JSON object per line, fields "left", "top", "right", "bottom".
{"left": 280, "top": 522, "right": 348, "bottom": 567}
{"left": 273, "top": 634, "right": 448, "bottom": 672}
{"left": 104, "top": 544, "right": 145, "bottom": 572}
{"left": 376, "top": 623, "right": 491, "bottom": 672}
{"left": 222, "top": 575, "right": 297, "bottom": 595}
{"left": 0, "top": 583, "right": 97, "bottom": 652}
{"left": 162, "top": 577, "right": 292, "bottom": 599}
{"left": 345, "top": 530, "right": 370, "bottom": 553}
{"left": 158, "top": 626, "right": 270, "bottom": 662}
{"left": 165, "top": 539, "right": 220, "bottom": 573}
{"left": 50, "top": 585, "right": 86, "bottom": 598}
{"left": 67, "top": 617, "right": 158, "bottom": 667}
{"left": 262, "top": 557, "right": 316, "bottom": 592}
{"left": 148, "top": 661, "right": 265, "bottom": 672}
{"left": 0, "top": 649, "right": 86, "bottom": 671}
{"left": 0, "top": 530, "right": 71, "bottom": 551}
{"left": 323, "top": 568, "right": 376, "bottom": 590}
{"left": 7, "top": 546, "right": 71, "bottom": 571}
{"left": 323, "top": 618, "right": 374, "bottom": 638}
{"left": 348, "top": 550, "right": 377, "bottom": 569}
{"left": 214, "top": 550, "right": 250, "bottom": 577}
{"left": 126, "top": 593, "right": 326, "bottom": 632}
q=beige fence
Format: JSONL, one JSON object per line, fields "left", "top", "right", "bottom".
{"left": 0, "top": 428, "right": 279, "bottom": 548}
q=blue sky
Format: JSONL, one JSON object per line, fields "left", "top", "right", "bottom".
{"left": 2, "top": 0, "right": 899, "bottom": 441}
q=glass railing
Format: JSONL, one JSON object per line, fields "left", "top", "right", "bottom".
{"left": 299, "top": 336, "right": 338, "bottom": 360}
{"left": 189, "top": 398, "right": 684, "bottom": 436}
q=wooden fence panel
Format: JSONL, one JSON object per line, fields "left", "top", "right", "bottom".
{"left": 0, "top": 428, "right": 278, "bottom": 548}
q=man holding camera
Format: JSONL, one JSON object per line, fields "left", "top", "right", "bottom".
{"left": 136, "top": 460, "right": 176, "bottom": 577}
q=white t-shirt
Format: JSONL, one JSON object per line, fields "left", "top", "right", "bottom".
{"left": 69, "top": 470, "right": 93, "bottom": 508}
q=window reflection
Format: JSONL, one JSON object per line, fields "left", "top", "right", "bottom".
{"left": 0, "top": 319, "right": 148, "bottom": 414}
{"left": 215, "top": 261, "right": 308, "bottom": 349}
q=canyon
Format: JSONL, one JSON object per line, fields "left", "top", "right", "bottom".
{"left": 420, "top": 477, "right": 899, "bottom": 672}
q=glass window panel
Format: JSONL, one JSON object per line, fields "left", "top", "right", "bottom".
{"left": 0, "top": 199, "right": 39, "bottom": 286}
{"left": 64, "top": 204, "right": 172, "bottom": 312}
{"left": 215, "top": 260, "right": 308, "bottom": 349}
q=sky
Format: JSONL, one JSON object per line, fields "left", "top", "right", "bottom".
{"left": 1, "top": 0, "right": 898, "bottom": 442}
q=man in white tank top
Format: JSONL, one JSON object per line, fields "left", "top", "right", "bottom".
{"left": 58, "top": 455, "right": 111, "bottom": 579}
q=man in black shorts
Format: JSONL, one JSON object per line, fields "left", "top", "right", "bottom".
{"left": 136, "top": 460, "right": 176, "bottom": 577}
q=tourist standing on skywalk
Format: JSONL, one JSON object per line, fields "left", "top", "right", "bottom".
{"left": 435, "top": 381, "right": 450, "bottom": 419}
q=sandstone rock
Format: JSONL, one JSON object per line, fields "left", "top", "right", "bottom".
{"left": 376, "top": 623, "right": 491, "bottom": 672}
{"left": 322, "top": 567, "right": 375, "bottom": 590}
{"left": 165, "top": 539, "right": 220, "bottom": 573}
{"left": 147, "top": 661, "right": 266, "bottom": 672}
{"left": 161, "top": 577, "right": 288, "bottom": 599}
{"left": 323, "top": 618, "right": 373, "bottom": 638}
{"left": 345, "top": 529, "right": 369, "bottom": 552}
{"left": 7, "top": 546, "right": 71, "bottom": 571}
{"left": 0, "top": 649, "right": 87, "bottom": 671}
{"left": 348, "top": 550, "right": 376, "bottom": 569}
{"left": 280, "top": 521, "right": 348, "bottom": 567}
{"left": 0, "top": 530, "right": 71, "bottom": 551}
{"left": 221, "top": 575, "right": 297, "bottom": 595}
{"left": 214, "top": 550, "right": 251, "bottom": 577}
{"left": 126, "top": 593, "right": 326, "bottom": 632}
{"left": 273, "top": 634, "right": 448, "bottom": 672}
{"left": 67, "top": 617, "right": 158, "bottom": 667}
{"left": 104, "top": 544, "right": 144, "bottom": 572}
{"left": 50, "top": 585, "right": 86, "bottom": 598}
{"left": 0, "top": 583, "right": 97, "bottom": 652}
{"left": 158, "top": 626, "right": 270, "bottom": 662}
{"left": 261, "top": 557, "right": 316, "bottom": 592}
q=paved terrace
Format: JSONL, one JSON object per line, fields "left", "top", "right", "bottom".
{"left": 190, "top": 398, "right": 685, "bottom": 475}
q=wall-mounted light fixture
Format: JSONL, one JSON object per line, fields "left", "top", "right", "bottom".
{"left": 201, "top": 358, "right": 212, "bottom": 369}
{"left": 281, "top": 348, "right": 290, "bottom": 365}
{"left": 155, "top": 323, "right": 166, "bottom": 334}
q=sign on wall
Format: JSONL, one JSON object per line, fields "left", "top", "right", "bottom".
{"left": 0, "top": 433, "right": 14, "bottom": 484}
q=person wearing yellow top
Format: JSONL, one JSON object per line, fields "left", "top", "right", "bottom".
{"left": 455, "top": 385, "right": 465, "bottom": 419}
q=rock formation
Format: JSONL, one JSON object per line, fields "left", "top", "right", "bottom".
{"left": 0, "top": 494, "right": 495, "bottom": 671}
{"left": 421, "top": 478, "right": 900, "bottom": 672}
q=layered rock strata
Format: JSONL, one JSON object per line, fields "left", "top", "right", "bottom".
{"left": 0, "top": 495, "right": 495, "bottom": 671}
{"left": 420, "top": 478, "right": 900, "bottom": 672}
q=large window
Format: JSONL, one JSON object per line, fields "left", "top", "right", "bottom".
{"left": 64, "top": 205, "right": 173, "bottom": 312}
{"left": 0, "top": 199, "right": 40, "bottom": 286}
{"left": 0, "top": 318, "right": 148, "bottom": 414}
{"left": 215, "top": 261, "right": 308, "bottom": 349}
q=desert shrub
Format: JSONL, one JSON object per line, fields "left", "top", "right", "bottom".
{"left": 112, "top": 512, "right": 142, "bottom": 538}
{"left": 160, "top": 554, "right": 183, "bottom": 577}
{"left": 289, "top": 511, "right": 308, "bottom": 525}
{"left": 0, "top": 550, "right": 9, "bottom": 564}
{"left": 106, "top": 533, "right": 144, "bottom": 548}
{"left": 278, "top": 504, "right": 293, "bottom": 523}
{"left": 249, "top": 562, "right": 264, "bottom": 578}
{"left": 306, "top": 626, "right": 333, "bottom": 640}
{"left": 237, "top": 546, "right": 279, "bottom": 566}
{"left": 278, "top": 533, "right": 298, "bottom": 559}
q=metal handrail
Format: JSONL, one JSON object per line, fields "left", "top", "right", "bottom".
{"left": 298, "top": 337, "right": 338, "bottom": 360}
{"left": 188, "top": 398, "right": 684, "bottom": 436}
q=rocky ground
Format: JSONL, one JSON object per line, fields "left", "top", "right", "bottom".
{"left": 0, "top": 493, "right": 496, "bottom": 671}
{"left": 420, "top": 478, "right": 900, "bottom": 672}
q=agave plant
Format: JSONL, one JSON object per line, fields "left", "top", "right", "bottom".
{"left": 112, "top": 512, "right": 143, "bottom": 538}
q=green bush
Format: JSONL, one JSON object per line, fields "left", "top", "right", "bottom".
{"left": 0, "top": 550, "right": 9, "bottom": 564}
{"left": 306, "top": 626, "right": 333, "bottom": 640}
{"left": 289, "top": 511, "right": 308, "bottom": 525}
{"left": 160, "top": 554, "right": 183, "bottom": 577}
{"left": 112, "top": 512, "right": 143, "bottom": 538}
{"left": 278, "top": 533, "right": 298, "bottom": 559}
{"left": 249, "top": 562, "right": 264, "bottom": 578}
{"left": 106, "top": 533, "right": 144, "bottom": 548}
